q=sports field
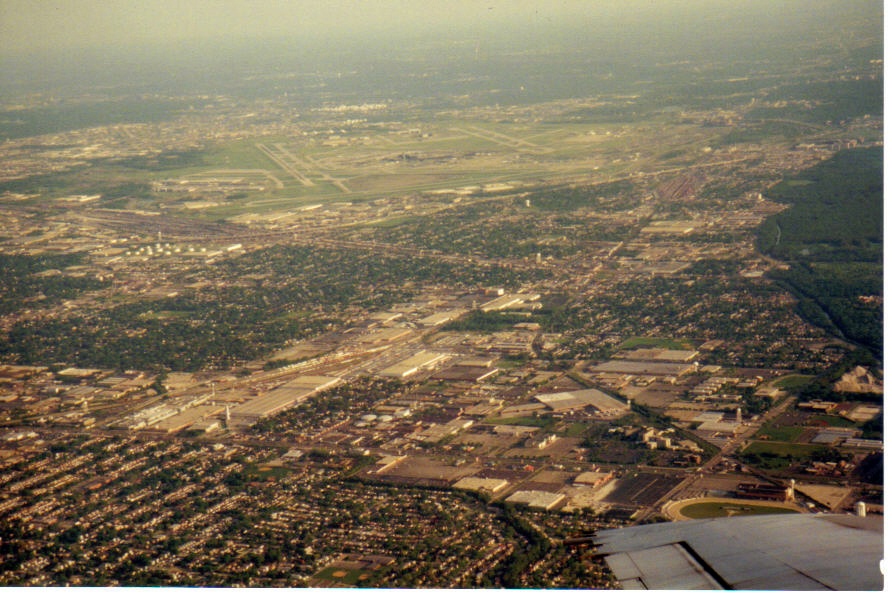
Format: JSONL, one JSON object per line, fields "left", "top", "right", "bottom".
{"left": 311, "top": 566, "right": 371, "bottom": 586}
{"left": 666, "top": 497, "right": 802, "bottom": 520}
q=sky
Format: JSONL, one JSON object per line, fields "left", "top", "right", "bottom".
{"left": 0, "top": 0, "right": 612, "bottom": 54}
{"left": 3, "top": 0, "right": 872, "bottom": 56}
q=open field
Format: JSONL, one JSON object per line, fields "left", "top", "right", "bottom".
{"left": 742, "top": 441, "right": 822, "bottom": 458}
{"left": 311, "top": 566, "right": 370, "bottom": 586}
{"left": 666, "top": 497, "right": 802, "bottom": 520}
{"left": 756, "top": 425, "right": 805, "bottom": 442}
{"left": 618, "top": 337, "right": 696, "bottom": 351}
{"left": 73, "top": 117, "right": 754, "bottom": 219}
{"left": 772, "top": 374, "right": 815, "bottom": 389}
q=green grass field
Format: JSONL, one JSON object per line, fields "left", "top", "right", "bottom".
{"left": 680, "top": 501, "right": 799, "bottom": 519}
{"left": 9, "top": 114, "right": 743, "bottom": 223}
{"left": 111, "top": 118, "right": 726, "bottom": 219}
{"left": 618, "top": 336, "right": 695, "bottom": 350}
{"left": 562, "top": 422, "right": 591, "bottom": 438}
{"left": 756, "top": 425, "right": 805, "bottom": 442}
{"left": 772, "top": 374, "right": 815, "bottom": 389}
{"left": 484, "top": 416, "right": 554, "bottom": 429}
{"left": 312, "top": 566, "right": 369, "bottom": 586}
{"left": 244, "top": 463, "right": 291, "bottom": 481}
{"left": 742, "top": 441, "right": 821, "bottom": 458}
{"left": 808, "top": 414, "right": 857, "bottom": 429}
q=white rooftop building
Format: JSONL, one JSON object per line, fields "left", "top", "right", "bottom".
{"left": 228, "top": 375, "right": 341, "bottom": 428}
{"left": 505, "top": 490, "right": 566, "bottom": 510}
{"left": 535, "top": 388, "right": 627, "bottom": 415}
{"left": 379, "top": 350, "right": 450, "bottom": 378}
{"left": 453, "top": 477, "right": 509, "bottom": 494}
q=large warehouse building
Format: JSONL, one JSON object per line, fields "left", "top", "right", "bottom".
{"left": 379, "top": 350, "right": 450, "bottom": 378}
{"left": 535, "top": 388, "right": 628, "bottom": 416}
{"left": 590, "top": 360, "right": 696, "bottom": 377}
{"left": 228, "top": 375, "right": 341, "bottom": 429}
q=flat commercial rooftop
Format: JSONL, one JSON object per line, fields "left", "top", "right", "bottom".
{"left": 640, "top": 221, "right": 698, "bottom": 234}
{"left": 358, "top": 327, "right": 413, "bottom": 344}
{"left": 431, "top": 365, "right": 500, "bottom": 383}
{"left": 418, "top": 309, "right": 467, "bottom": 326}
{"left": 505, "top": 490, "right": 566, "bottom": 510}
{"left": 593, "top": 514, "right": 883, "bottom": 590}
{"left": 229, "top": 375, "right": 341, "bottom": 424}
{"left": 379, "top": 350, "right": 449, "bottom": 378}
{"left": 453, "top": 477, "right": 509, "bottom": 494}
{"left": 535, "top": 388, "right": 627, "bottom": 414}
{"left": 619, "top": 348, "right": 699, "bottom": 362}
{"left": 480, "top": 293, "right": 540, "bottom": 312}
{"left": 591, "top": 360, "right": 694, "bottom": 376}
{"left": 152, "top": 404, "right": 225, "bottom": 432}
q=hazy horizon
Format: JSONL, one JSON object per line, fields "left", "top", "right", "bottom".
{"left": 1, "top": 0, "right": 877, "bottom": 56}
{"left": 1, "top": 0, "right": 881, "bottom": 103}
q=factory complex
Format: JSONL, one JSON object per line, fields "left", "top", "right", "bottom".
{"left": 228, "top": 375, "right": 342, "bottom": 428}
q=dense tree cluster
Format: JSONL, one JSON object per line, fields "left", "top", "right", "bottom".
{"left": 0, "top": 244, "right": 544, "bottom": 371}
{"left": 549, "top": 269, "right": 828, "bottom": 367}
{"left": 0, "top": 253, "right": 108, "bottom": 315}
{"left": 756, "top": 148, "right": 883, "bottom": 359}
{"left": 362, "top": 186, "right": 640, "bottom": 259}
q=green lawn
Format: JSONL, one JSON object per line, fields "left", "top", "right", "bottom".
{"left": 313, "top": 566, "right": 368, "bottom": 586}
{"left": 680, "top": 501, "right": 799, "bottom": 519}
{"left": 742, "top": 441, "right": 820, "bottom": 458}
{"left": 808, "top": 414, "right": 857, "bottom": 429}
{"left": 562, "top": 422, "right": 591, "bottom": 438}
{"left": 772, "top": 374, "right": 815, "bottom": 389}
{"left": 206, "top": 138, "right": 292, "bottom": 169}
{"left": 740, "top": 440, "right": 822, "bottom": 470}
{"left": 244, "top": 464, "right": 291, "bottom": 481}
{"left": 618, "top": 336, "right": 694, "bottom": 350}
{"left": 756, "top": 425, "right": 805, "bottom": 442}
{"left": 484, "top": 416, "right": 553, "bottom": 429}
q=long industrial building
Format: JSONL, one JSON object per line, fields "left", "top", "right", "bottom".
{"left": 379, "top": 350, "right": 450, "bottom": 378}
{"left": 591, "top": 360, "right": 696, "bottom": 377}
{"left": 505, "top": 490, "right": 566, "bottom": 511}
{"left": 480, "top": 293, "right": 541, "bottom": 312}
{"left": 535, "top": 388, "right": 628, "bottom": 416}
{"left": 228, "top": 375, "right": 341, "bottom": 429}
